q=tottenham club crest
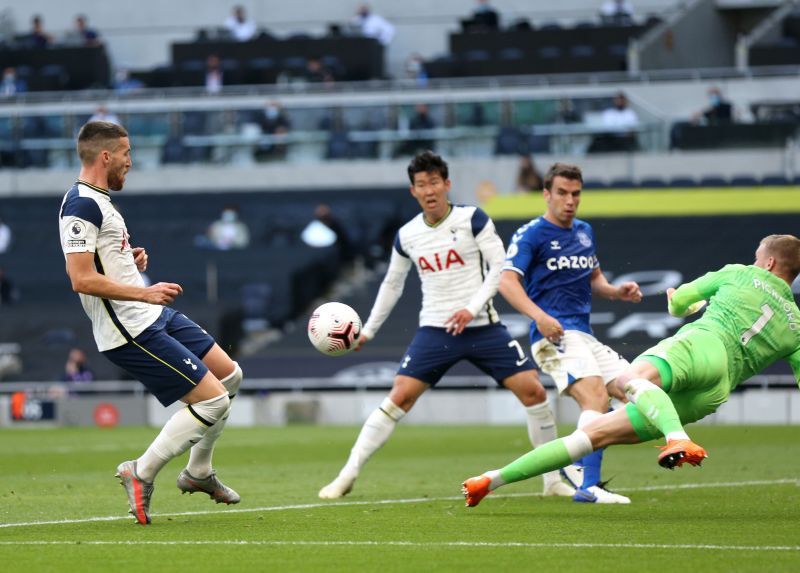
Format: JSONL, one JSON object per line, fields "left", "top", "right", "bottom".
{"left": 577, "top": 231, "right": 592, "bottom": 248}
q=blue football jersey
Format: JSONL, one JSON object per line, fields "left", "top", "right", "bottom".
{"left": 504, "top": 217, "right": 599, "bottom": 343}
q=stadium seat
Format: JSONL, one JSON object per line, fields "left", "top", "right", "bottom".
{"left": 583, "top": 179, "right": 607, "bottom": 189}
{"left": 494, "top": 126, "right": 526, "bottom": 155}
{"left": 537, "top": 46, "right": 562, "bottom": 59}
{"left": 463, "top": 50, "right": 491, "bottom": 62}
{"left": 638, "top": 177, "right": 668, "bottom": 188}
{"left": 760, "top": 174, "right": 790, "bottom": 185}
{"left": 668, "top": 176, "right": 697, "bottom": 187}
{"left": 498, "top": 48, "right": 524, "bottom": 61}
{"left": 609, "top": 177, "right": 635, "bottom": 189}
{"left": 729, "top": 175, "right": 759, "bottom": 187}
{"left": 161, "top": 136, "right": 186, "bottom": 164}
{"left": 570, "top": 45, "right": 596, "bottom": 58}
{"left": 321, "top": 55, "right": 345, "bottom": 79}
{"left": 326, "top": 130, "right": 351, "bottom": 159}
{"left": 699, "top": 175, "right": 728, "bottom": 187}
{"left": 281, "top": 56, "right": 307, "bottom": 77}
{"left": 247, "top": 57, "right": 277, "bottom": 84}
{"left": 607, "top": 44, "right": 628, "bottom": 58}
{"left": 220, "top": 58, "right": 243, "bottom": 85}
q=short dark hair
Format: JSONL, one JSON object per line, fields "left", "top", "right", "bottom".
{"left": 77, "top": 121, "right": 128, "bottom": 165}
{"left": 544, "top": 162, "right": 583, "bottom": 190}
{"left": 407, "top": 150, "right": 448, "bottom": 184}
{"left": 761, "top": 234, "right": 800, "bottom": 279}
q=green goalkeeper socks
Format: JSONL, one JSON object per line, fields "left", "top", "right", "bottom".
{"left": 624, "top": 378, "right": 684, "bottom": 437}
{"left": 497, "top": 430, "right": 593, "bottom": 487}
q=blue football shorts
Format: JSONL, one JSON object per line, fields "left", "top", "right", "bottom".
{"left": 103, "top": 307, "right": 216, "bottom": 406}
{"left": 397, "top": 323, "right": 534, "bottom": 386}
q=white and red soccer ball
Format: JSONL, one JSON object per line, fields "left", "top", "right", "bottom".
{"left": 307, "top": 302, "right": 362, "bottom": 356}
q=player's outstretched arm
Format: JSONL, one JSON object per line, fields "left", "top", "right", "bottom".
{"left": 590, "top": 267, "right": 642, "bottom": 302}
{"left": 354, "top": 332, "right": 371, "bottom": 352}
{"left": 360, "top": 248, "right": 412, "bottom": 340}
{"left": 499, "top": 270, "right": 564, "bottom": 342}
{"left": 66, "top": 251, "right": 182, "bottom": 305}
{"left": 666, "top": 286, "right": 706, "bottom": 317}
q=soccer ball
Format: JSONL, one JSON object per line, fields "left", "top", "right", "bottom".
{"left": 307, "top": 302, "right": 362, "bottom": 356}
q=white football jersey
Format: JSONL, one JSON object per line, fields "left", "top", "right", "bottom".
{"left": 59, "top": 181, "right": 161, "bottom": 351}
{"left": 362, "top": 204, "right": 504, "bottom": 337}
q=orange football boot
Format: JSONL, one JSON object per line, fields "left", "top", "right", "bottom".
{"left": 658, "top": 439, "right": 708, "bottom": 469}
{"left": 461, "top": 475, "right": 492, "bottom": 507}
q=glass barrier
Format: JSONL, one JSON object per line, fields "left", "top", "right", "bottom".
{"left": 0, "top": 94, "right": 668, "bottom": 169}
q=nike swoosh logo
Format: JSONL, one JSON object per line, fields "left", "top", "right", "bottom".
{"left": 516, "top": 358, "right": 529, "bottom": 366}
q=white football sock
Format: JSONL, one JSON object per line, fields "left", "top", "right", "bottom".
{"left": 137, "top": 393, "right": 229, "bottom": 482}
{"left": 486, "top": 469, "right": 506, "bottom": 490}
{"left": 339, "top": 397, "right": 406, "bottom": 478}
{"left": 563, "top": 429, "right": 594, "bottom": 460}
{"left": 524, "top": 400, "right": 562, "bottom": 487}
{"left": 577, "top": 409, "right": 602, "bottom": 429}
{"left": 186, "top": 364, "right": 243, "bottom": 478}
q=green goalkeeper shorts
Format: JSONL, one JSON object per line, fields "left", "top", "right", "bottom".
{"left": 626, "top": 328, "right": 732, "bottom": 442}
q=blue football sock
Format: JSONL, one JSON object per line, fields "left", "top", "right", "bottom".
{"left": 578, "top": 447, "right": 604, "bottom": 489}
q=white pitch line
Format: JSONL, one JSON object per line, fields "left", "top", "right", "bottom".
{"left": 0, "top": 540, "right": 798, "bottom": 552}
{"left": 0, "top": 478, "right": 796, "bottom": 530}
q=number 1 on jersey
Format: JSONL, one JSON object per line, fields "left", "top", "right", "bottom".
{"left": 740, "top": 303, "right": 775, "bottom": 346}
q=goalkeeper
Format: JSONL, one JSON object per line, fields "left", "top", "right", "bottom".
{"left": 463, "top": 234, "right": 800, "bottom": 507}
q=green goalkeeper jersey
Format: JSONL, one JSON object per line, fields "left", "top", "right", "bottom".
{"left": 669, "top": 264, "right": 800, "bottom": 390}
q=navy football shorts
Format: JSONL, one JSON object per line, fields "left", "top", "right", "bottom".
{"left": 397, "top": 323, "right": 534, "bottom": 386}
{"left": 103, "top": 307, "right": 216, "bottom": 406}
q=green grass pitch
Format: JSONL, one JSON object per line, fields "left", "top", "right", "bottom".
{"left": 1, "top": 425, "right": 798, "bottom": 572}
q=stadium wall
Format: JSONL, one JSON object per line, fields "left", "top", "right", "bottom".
{"left": 2, "top": 387, "right": 798, "bottom": 427}
{"left": 0, "top": 148, "right": 796, "bottom": 207}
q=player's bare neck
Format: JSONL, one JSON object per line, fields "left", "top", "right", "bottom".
{"left": 78, "top": 168, "right": 109, "bottom": 191}
{"left": 544, "top": 212, "right": 572, "bottom": 229}
{"left": 424, "top": 203, "right": 452, "bottom": 227}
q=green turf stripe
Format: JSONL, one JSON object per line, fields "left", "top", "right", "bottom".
{"left": 483, "top": 187, "right": 800, "bottom": 219}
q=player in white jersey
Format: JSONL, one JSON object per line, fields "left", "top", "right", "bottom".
{"left": 318, "top": 151, "right": 578, "bottom": 499}
{"left": 59, "top": 121, "right": 243, "bottom": 525}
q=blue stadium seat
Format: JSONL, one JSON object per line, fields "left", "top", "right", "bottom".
{"left": 699, "top": 175, "right": 728, "bottom": 187}
{"left": 607, "top": 44, "right": 628, "bottom": 58}
{"left": 498, "top": 48, "right": 524, "bottom": 61}
{"left": 537, "top": 46, "right": 562, "bottom": 59}
{"left": 326, "top": 130, "right": 351, "bottom": 159}
{"left": 464, "top": 49, "right": 491, "bottom": 62}
{"left": 639, "top": 177, "right": 668, "bottom": 188}
{"left": 282, "top": 56, "right": 307, "bottom": 76}
{"left": 570, "top": 45, "right": 596, "bottom": 58}
{"left": 494, "top": 126, "right": 525, "bottom": 155}
{"left": 247, "top": 57, "right": 276, "bottom": 84}
{"left": 583, "top": 179, "right": 606, "bottom": 189}
{"left": 761, "top": 174, "right": 790, "bottom": 185}
{"left": 609, "top": 177, "right": 635, "bottom": 188}
{"left": 669, "top": 176, "right": 697, "bottom": 187}
{"left": 729, "top": 175, "right": 759, "bottom": 187}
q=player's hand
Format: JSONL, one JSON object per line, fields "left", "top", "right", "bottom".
{"left": 537, "top": 314, "right": 564, "bottom": 344}
{"left": 445, "top": 309, "right": 474, "bottom": 336}
{"left": 354, "top": 332, "right": 371, "bottom": 351}
{"left": 142, "top": 282, "right": 183, "bottom": 305}
{"left": 132, "top": 247, "right": 148, "bottom": 272}
{"left": 618, "top": 281, "right": 642, "bottom": 303}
